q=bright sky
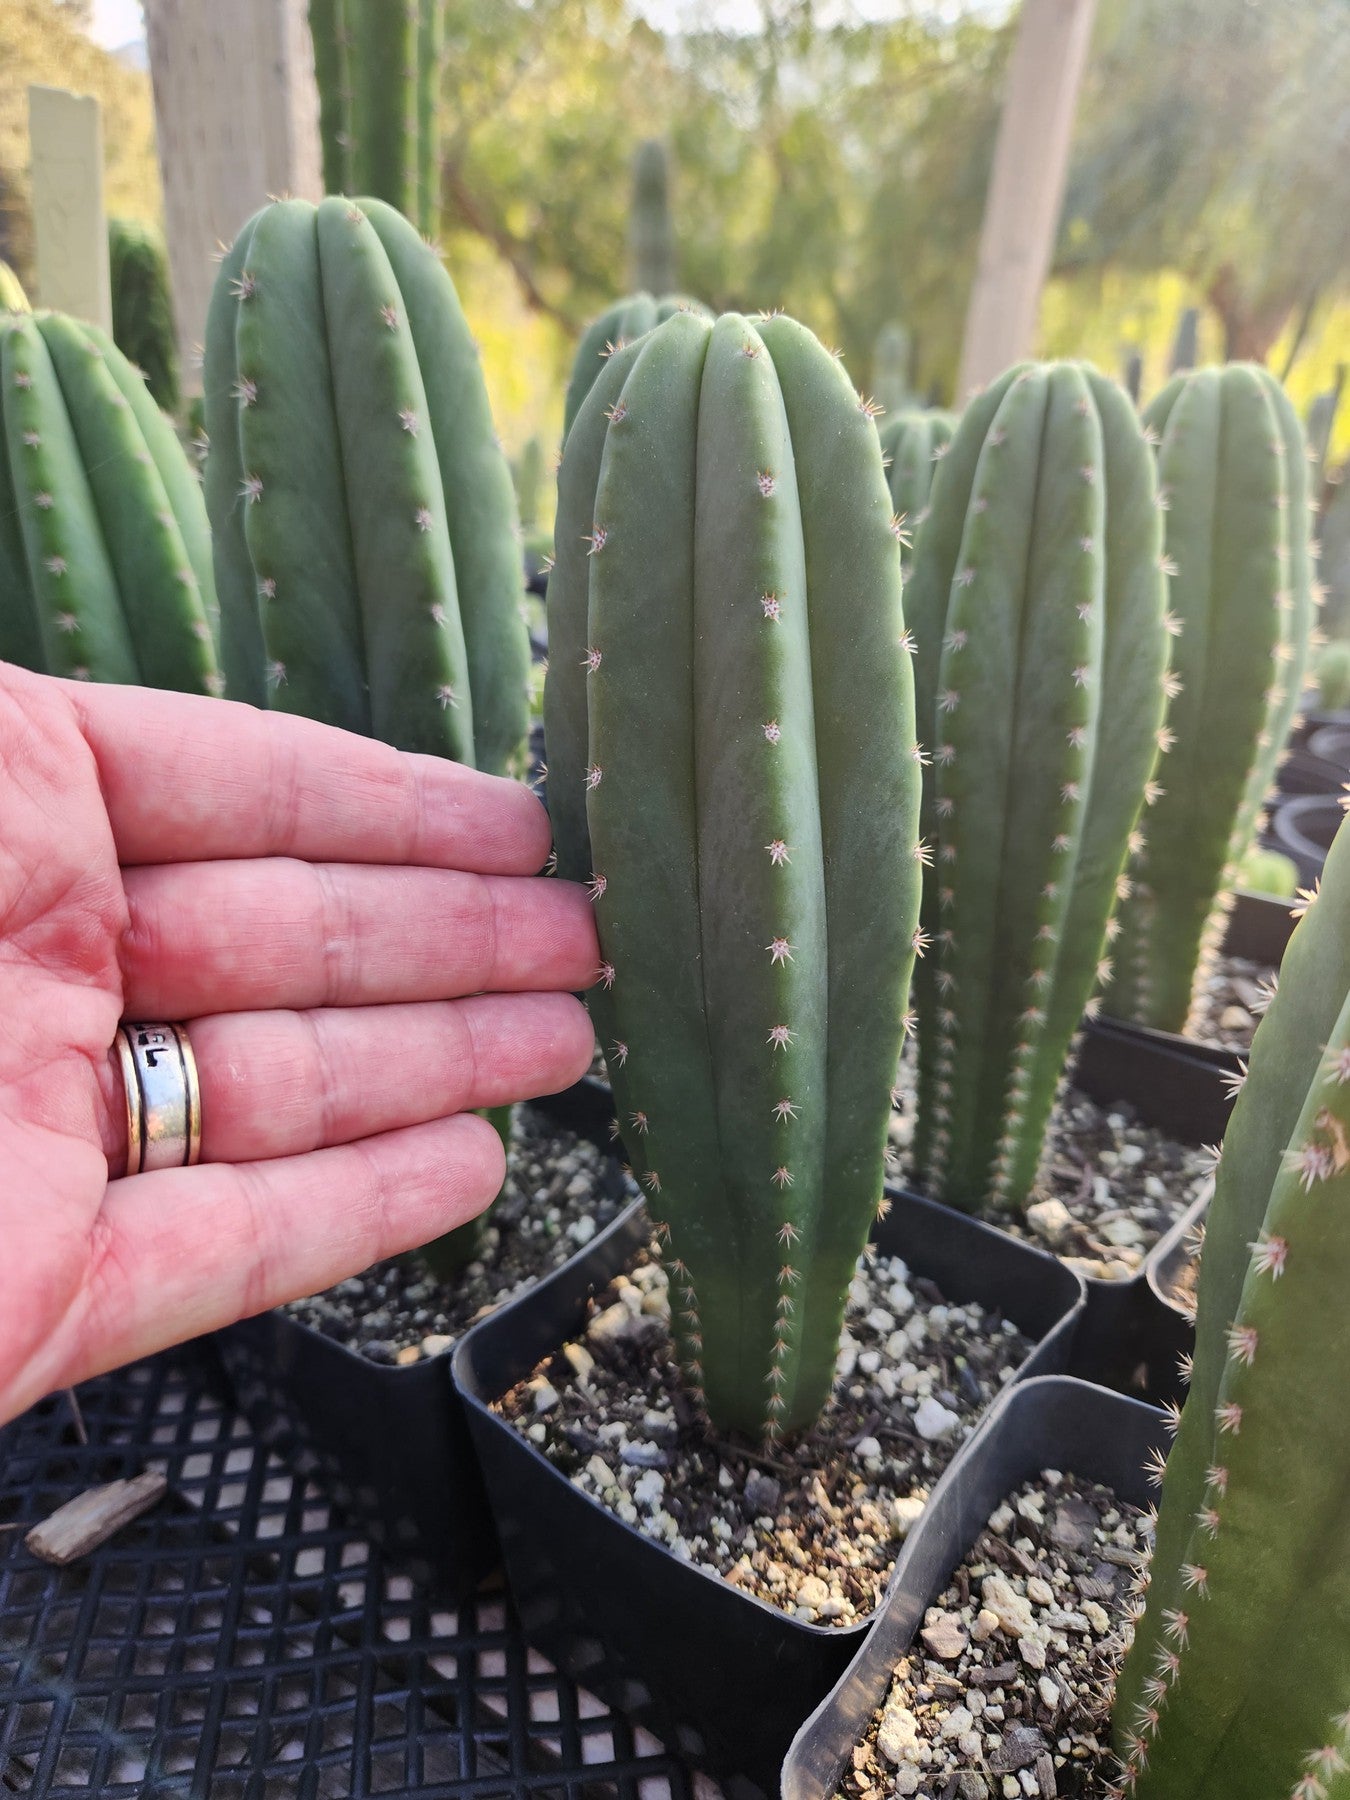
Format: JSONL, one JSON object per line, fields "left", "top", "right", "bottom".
{"left": 91, "top": 0, "right": 1009, "bottom": 49}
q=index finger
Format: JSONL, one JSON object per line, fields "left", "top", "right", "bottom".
{"left": 61, "top": 680, "right": 551, "bottom": 874}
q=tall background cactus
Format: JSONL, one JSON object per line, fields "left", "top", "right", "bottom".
{"left": 1115, "top": 818, "right": 1350, "bottom": 1797}
{"left": 871, "top": 320, "right": 914, "bottom": 418}
{"left": 547, "top": 307, "right": 921, "bottom": 1438}
{"left": 1101, "top": 365, "right": 1315, "bottom": 1035}
{"left": 563, "top": 293, "right": 713, "bottom": 443}
{"left": 904, "top": 363, "right": 1168, "bottom": 1215}
{"left": 628, "top": 140, "right": 676, "bottom": 297}
{"left": 108, "top": 217, "right": 180, "bottom": 416}
{"left": 203, "top": 195, "right": 529, "bottom": 779}
{"left": 0, "top": 311, "right": 220, "bottom": 692}
{"left": 877, "top": 407, "right": 956, "bottom": 574}
{"left": 1168, "top": 305, "right": 1199, "bottom": 374}
{"left": 309, "top": 0, "right": 447, "bottom": 237}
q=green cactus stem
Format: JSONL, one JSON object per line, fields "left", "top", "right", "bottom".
{"left": 0, "top": 259, "right": 30, "bottom": 313}
{"left": 547, "top": 308, "right": 922, "bottom": 1438}
{"left": 1101, "top": 365, "right": 1315, "bottom": 1036}
{"left": 562, "top": 293, "right": 713, "bottom": 444}
{"left": 1314, "top": 639, "right": 1350, "bottom": 712}
{"left": 0, "top": 310, "right": 220, "bottom": 691}
{"left": 628, "top": 140, "right": 676, "bottom": 297}
{"left": 309, "top": 0, "right": 446, "bottom": 237}
{"left": 108, "top": 216, "right": 180, "bottom": 415}
{"left": 877, "top": 408, "right": 956, "bottom": 574}
{"left": 1115, "top": 821, "right": 1350, "bottom": 1798}
{"left": 904, "top": 362, "right": 1169, "bottom": 1215}
{"left": 203, "top": 195, "right": 529, "bottom": 779}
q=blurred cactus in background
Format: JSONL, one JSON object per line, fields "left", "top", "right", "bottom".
{"left": 628, "top": 140, "right": 676, "bottom": 297}
{"left": 108, "top": 216, "right": 179, "bottom": 415}
{"left": 1167, "top": 305, "right": 1199, "bottom": 373}
{"left": 871, "top": 320, "right": 914, "bottom": 417}
{"left": 1314, "top": 638, "right": 1350, "bottom": 713}
{"left": 1102, "top": 365, "right": 1315, "bottom": 1036}
{"left": 0, "top": 310, "right": 219, "bottom": 692}
{"left": 309, "top": 0, "right": 447, "bottom": 237}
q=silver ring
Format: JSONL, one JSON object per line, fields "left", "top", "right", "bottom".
{"left": 116, "top": 1022, "right": 202, "bottom": 1178}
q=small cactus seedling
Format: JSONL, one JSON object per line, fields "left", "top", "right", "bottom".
{"left": 309, "top": 0, "right": 447, "bottom": 237}
{"left": 547, "top": 308, "right": 921, "bottom": 1438}
{"left": 0, "top": 310, "right": 220, "bottom": 691}
{"left": 877, "top": 408, "right": 957, "bottom": 573}
{"left": 1235, "top": 845, "right": 1298, "bottom": 900}
{"left": 108, "top": 216, "right": 180, "bottom": 415}
{"left": 628, "top": 140, "right": 677, "bottom": 297}
{"left": 203, "top": 196, "right": 529, "bottom": 779}
{"left": 1102, "top": 365, "right": 1316, "bottom": 1036}
{"left": 562, "top": 293, "right": 713, "bottom": 443}
{"left": 904, "top": 362, "right": 1169, "bottom": 1215}
{"left": 1114, "top": 813, "right": 1350, "bottom": 1798}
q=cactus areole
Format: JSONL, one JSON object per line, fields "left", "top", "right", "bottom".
{"left": 0, "top": 310, "right": 220, "bottom": 691}
{"left": 547, "top": 309, "right": 922, "bottom": 1439}
{"left": 563, "top": 294, "right": 713, "bottom": 445}
{"left": 204, "top": 196, "right": 529, "bottom": 778}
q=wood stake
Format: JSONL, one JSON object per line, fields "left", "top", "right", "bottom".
{"left": 24, "top": 1470, "right": 168, "bottom": 1567}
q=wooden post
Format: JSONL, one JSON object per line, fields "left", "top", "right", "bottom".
{"left": 27, "top": 85, "right": 111, "bottom": 330}
{"left": 142, "top": 0, "right": 322, "bottom": 395}
{"left": 956, "top": 0, "right": 1098, "bottom": 399}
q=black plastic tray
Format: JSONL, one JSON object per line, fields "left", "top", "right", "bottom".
{"left": 781, "top": 1374, "right": 1165, "bottom": 1800}
{"left": 213, "top": 1081, "right": 629, "bottom": 1601}
{"left": 1270, "top": 792, "right": 1343, "bottom": 886}
{"left": 453, "top": 1186, "right": 1084, "bottom": 1799}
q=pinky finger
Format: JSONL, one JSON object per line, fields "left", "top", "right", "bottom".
{"left": 36, "top": 1114, "right": 503, "bottom": 1414}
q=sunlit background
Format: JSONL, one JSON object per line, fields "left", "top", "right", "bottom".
{"left": 6, "top": 0, "right": 1348, "bottom": 468}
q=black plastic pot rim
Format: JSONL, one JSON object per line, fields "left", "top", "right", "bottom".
{"left": 453, "top": 1187, "right": 1084, "bottom": 1645}
{"left": 1146, "top": 1187, "right": 1209, "bottom": 1318}
{"left": 781, "top": 1373, "right": 1167, "bottom": 1800}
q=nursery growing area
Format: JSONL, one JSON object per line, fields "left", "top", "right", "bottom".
{"left": 2, "top": 0, "right": 1350, "bottom": 1795}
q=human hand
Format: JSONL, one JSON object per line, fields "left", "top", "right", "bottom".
{"left": 0, "top": 662, "right": 598, "bottom": 1425}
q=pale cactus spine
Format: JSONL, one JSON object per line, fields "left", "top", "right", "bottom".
{"left": 904, "top": 363, "right": 1169, "bottom": 1215}
{"left": 1114, "top": 818, "right": 1350, "bottom": 1798}
{"left": 1101, "top": 365, "right": 1315, "bottom": 1035}
{"left": 628, "top": 140, "right": 676, "bottom": 297}
{"left": 877, "top": 407, "right": 956, "bottom": 573}
{"left": 0, "top": 310, "right": 220, "bottom": 691}
{"left": 547, "top": 309, "right": 922, "bottom": 1438}
{"left": 309, "top": 0, "right": 447, "bottom": 237}
{"left": 563, "top": 293, "right": 713, "bottom": 443}
{"left": 108, "top": 216, "right": 180, "bottom": 414}
{"left": 203, "top": 196, "right": 529, "bottom": 779}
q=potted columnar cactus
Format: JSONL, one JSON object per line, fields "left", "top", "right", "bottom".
{"left": 455, "top": 310, "right": 1086, "bottom": 1793}
{"left": 0, "top": 310, "right": 220, "bottom": 693}
{"left": 1101, "top": 364, "right": 1316, "bottom": 1040}
{"left": 203, "top": 194, "right": 545, "bottom": 1599}
{"left": 902, "top": 362, "right": 1171, "bottom": 1218}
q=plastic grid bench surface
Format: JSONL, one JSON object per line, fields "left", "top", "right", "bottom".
{"left": 0, "top": 1342, "right": 698, "bottom": 1799}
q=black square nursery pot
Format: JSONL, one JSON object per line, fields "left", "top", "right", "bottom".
{"left": 213, "top": 1078, "right": 625, "bottom": 1601}
{"left": 781, "top": 1374, "right": 1166, "bottom": 1800}
{"left": 453, "top": 1188, "right": 1084, "bottom": 1799}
